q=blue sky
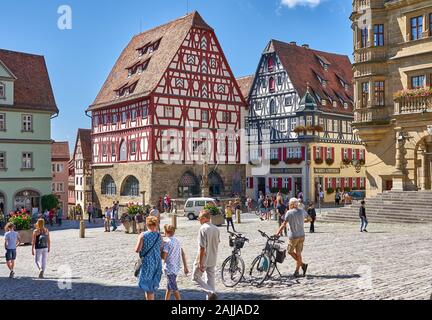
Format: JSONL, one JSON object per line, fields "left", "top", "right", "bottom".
{"left": 1, "top": 0, "right": 352, "bottom": 152}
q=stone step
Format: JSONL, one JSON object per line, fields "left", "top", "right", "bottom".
{"left": 321, "top": 216, "right": 432, "bottom": 223}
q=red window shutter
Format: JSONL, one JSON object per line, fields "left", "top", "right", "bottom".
{"left": 301, "top": 147, "right": 306, "bottom": 160}
{"left": 364, "top": 150, "right": 366, "bottom": 162}
{"left": 288, "top": 178, "right": 292, "bottom": 191}
{"left": 313, "top": 146, "right": 317, "bottom": 160}
{"left": 357, "top": 177, "right": 361, "bottom": 188}
{"left": 283, "top": 148, "right": 287, "bottom": 161}
{"left": 349, "top": 178, "right": 353, "bottom": 189}
{"left": 268, "top": 178, "right": 272, "bottom": 188}
{"left": 331, "top": 147, "right": 335, "bottom": 160}
{"left": 278, "top": 148, "right": 282, "bottom": 161}
{"left": 356, "top": 149, "right": 360, "bottom": 160}
{"left": 332, "top": 178, "right": 336, "bottom": 189}
{"left": 278, "top": 178, "right": 282, "bottom": 189}
{"left": 341, "top": 147, "right": 344, "bottom": 160}
{"left": 341, "top": 178, "right": 345, "bottom": 189}
{"left": 325, "top": 177, "right": 328, "bottom": 189}
{"left": 348, "top": 148, "right": 353, "bottom": 161}
{"left": 249, "top": 177, "right": 254, "bottom": 189}
{"left": 323, "top": 147, "right": 327, "bottom": 159}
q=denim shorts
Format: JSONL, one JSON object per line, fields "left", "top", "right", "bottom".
{"left": 5, "top": 249, "right": 16, "bottom": 261}
{"left": 166, "top": 274, "right": 178, "bottom": 291}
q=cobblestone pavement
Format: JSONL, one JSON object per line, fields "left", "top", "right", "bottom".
{"left": 0, "top": 214, "right": 431, "bottom": 300}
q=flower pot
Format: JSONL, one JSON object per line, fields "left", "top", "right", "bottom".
{"left": 211, "top": 214, "right": 225, "bottom": 227}
{"left": 18, "top": 229, "right": 33, "bottom": 245}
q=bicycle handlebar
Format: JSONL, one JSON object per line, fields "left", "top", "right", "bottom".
{"left": 228, "top": 231, "right": 249, "bottom": 242}
{"left": 258, "top": 229, "right": 281, "bottom": 241}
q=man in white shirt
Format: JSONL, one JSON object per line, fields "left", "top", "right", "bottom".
{"left": 192, "top": 210, "right": 220, "bottom": 300}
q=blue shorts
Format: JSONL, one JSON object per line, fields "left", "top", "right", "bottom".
{"left": 166, "top": 274, "right": 178, "bottom": 291}
{"left": 5, "top": 249, "right": 16, "bottom": 261}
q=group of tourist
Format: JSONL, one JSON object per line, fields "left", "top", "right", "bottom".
{"left": 135, "top": 210, "right": 220, "bottom": 300}
{"left": 3, "top": 218, "right": 51, "bottom": 279}
{"left": 103, "top": 201, "right": 120, "bottom": 232}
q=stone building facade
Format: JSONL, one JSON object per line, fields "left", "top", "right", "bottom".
{"left": 351, "top": 0, "right": 432, "bottom": 196}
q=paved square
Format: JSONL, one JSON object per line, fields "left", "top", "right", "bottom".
{"left": 1, "top": 215, "right": 431, "bottom": 300}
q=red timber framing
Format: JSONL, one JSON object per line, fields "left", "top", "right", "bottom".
{"left": 91, "top": 25, "right": 245, "bottom": 166}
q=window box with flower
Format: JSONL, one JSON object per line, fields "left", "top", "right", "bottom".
{"left": 342, "top": 158, "right": 352, "bottom": 165}
{"left": 315, "top": 157, "right": 323, "bottom": 164}
{"left": 285, "top": 158, "right": 303, "bottom": 165}
{"left": 325, "top": 158, "right": 334, "bottom": 165}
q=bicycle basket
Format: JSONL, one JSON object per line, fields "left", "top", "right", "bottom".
{"left": 229, "top": 237, "right": 235, "bottom": 247}
{"left": 234, "top": 237, "right": 245, "bottom": 249}
{"left": 273, "top": 243, "right": 286, "bottom": 263}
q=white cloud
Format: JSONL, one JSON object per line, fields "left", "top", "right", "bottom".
{"left": 280, "top": 0, "right": 321, "bottom": 8}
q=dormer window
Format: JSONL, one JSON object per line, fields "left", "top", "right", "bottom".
{"left": 136, "top": 38, "right": 162, "bottom": 56}
{"left": 115, "top": 81, "right": 138, "bottom": 98}
{"left": 333, "top": 101, "right": 338, "bottom": 108}
{"left": 0, "top": 82, "right": 5, "bottom": 99}
{"left": 344, "top": 102, "right": 349, "bottom": 109}
{"left": 322, "top": 99, "right": 327, "bottom": 106}
{"left": 126, "top": 58, "right": 150, "bottom": 77}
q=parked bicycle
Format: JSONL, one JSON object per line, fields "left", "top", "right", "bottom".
{"left": 249, "top": 229, "right": 286, "bottom": 286}
{"left": 221, "top": 231, "right": 249, "bottom": 287}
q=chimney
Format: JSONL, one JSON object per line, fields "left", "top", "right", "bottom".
{"left": 302, "top": 44, "right": 309, "bottom": 49}
{"left": 290, "top": 41, "right": 297, "bottom": 46}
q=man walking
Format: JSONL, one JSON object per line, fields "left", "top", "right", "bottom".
{"left": 276, "top": 198, "right": 309, "bottom": 278}
{"left": 87, "top": 203, "right": 93, "bottom": 224}
{"left": 276, "top": 196, "right": 287, "bottom": 237}
{"left": 192, "top": 210, "right": 220, "bottom": 300}
{"left": 111, "top": 201, "right": 119, "bottom": 231}
{"left": 359, "top": 200, "right": 368, "bottom": 232}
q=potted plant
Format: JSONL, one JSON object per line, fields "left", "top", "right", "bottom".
{"left": 9, "top": 213, "right": 32, "bottom": 245}
{"left": 293, "top": 126, "right": 306, "bottom": 134}
{"left": 313, "top": 125, "right": 324, "bottom": 132}
{"left": 342, "top": 158, "right": 352, "bottom": 165}
{"left": 359, "top": 159, "right": 365, "bottom": 166}
{"left": 126, "top": 204, "right": 144, "bottom": 234}
{"left": 326, "top": 187, "right": 334, "bottom": 194}
{"left": 270, "top": 158, "right": 280, "bottom": 165}
{"left": 325, "top": 158, "right": 334, "bottom": 165}
{"left": 315, "top": 157, "right": 323, "bottom": 164}
{"left": 285, "top": 158, "right": 303, "bottom": 164}
{"left": 204, "top": 203, "right": 224, "bottom": 226}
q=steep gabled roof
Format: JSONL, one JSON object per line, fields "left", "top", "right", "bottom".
{"left": 88, "top": 11, "right": 213, "bottom": 111}
{"left": 73, "top": 129, "right": 92, "bottom": 161}
{"left": 52, "top": 141, "right": 70, "bottom": 161}
{"left": 236, "top": 75, "right": 254, "bottom": 102}
{"left": 0, "top": 49, "right": 58, "bottom": 113}
{"left": 270, "top": 40, "right": 354, "bottom": 115}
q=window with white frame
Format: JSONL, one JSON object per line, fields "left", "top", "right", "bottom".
{"left": 164, "top": 106, "right": 174, "bottom": 118}
{"left": 103, "top": 114, "right": 108, "bottom": 125}
{"left": 315, "top": 147, "right": 321, "bottom": 159}
{"left": 360, "top": 178, "right": 365, "bottom": 188}
{"left": 327, "top": 147, "right": 332, "bottom": 159}
{"left": 256, "top": 101, "right": 262, "bottom": 110}
{"left": 348, "top": 123, "right": 352, "bottom": 133}
{"left": 345, "top": 178, "right": 349, "bottom": 188}
{"left": 22, "top": 114, "right": 33, "bottom": 132}
{"left": 111, "top": 143, "right": 116, "bottom": 156}
{"left": 142, "top": 105, "right": 149, "bottom": 118}
{"left": 352, "top": 149, "right": 357, "bottom": 160}
{"left": 280, "top": 120, "right": 286, "bottom": 132}
{"left": 57, "top": 183, "right": 64, "bottom": 192}
{"left": 359, "top": 149, "right": 365, "bottom": 160}
{"left": 250, "top": 149, "right": 259, "bottom": 161}
{"left": 327, "top": 119, "right": 333, "bottom": 131}
{"left": 131, "top": 109, "right": 137, "bottom": 122}
{"left": 306, "top": 116, "right": 313, "bottom": 126}
{"left": 52, "top": 164, "right": 55, "bottom": 172}
{"left": 22, "top": 152, "right": 32, "bottom": 169}
{"left": 290, "top": 118, "right": 297, "bottom": 131}
{"left": 130, "top": 140, "right": 137, "bottom": 155}
{"left": 272, "top": 178, "right": 278, "bottom": 188}
{"left": 334, "top": 120, "right": 339, "bottom": 132}
{"left": 94, "top": 116, "right": 99, "bottom": 127}
{"left": 0, "top": 113, "right": 5, "bottom": 131}
{"left": 102, "top": 144, "right": 107, "bottom": 156}
{"left": 121, "top": 111, "right": 127, "bottom": 123}
{"left": 352, "top": 178, "right": 357, "bottom": 188}
{"left": 277, "top": 75, "right": 283, "bottom": 85}
{"left": 202, "top": 110, "right": 209, "bottom": 122}
{"left": 228, "top": 140, "right": 235, "bottom": 155}
{"left": 319, "top": 117, "right": 324, "bottom": 128}
{"left": 52, "top": 183, "right": 55, "bottom": 192}
{"left": 222, "top": 111, "right": 231, "bottom": 123}
{"left": 0, "top": 151, "right": 5, "bottom": 169}
{"left": 344, "top": 148, "right": 348, "bottom": 159}
{"left": 264, "top": 148, "right": 271, "bottom": 159}
{"left": 112, "top": 113, "right": 118, "bottom": 124}
{"left": 270, "top": 148, "right": 279, "bottom": 159}
{"left": 57, "top": 164, "right": 64, "bottom": 172}
{"left": 282, "top": 178, "right": 290, "bottom": 189}
{"left": 336, "top": 178, "right": 341, "bottom": 188}
{"left": 285, "top": 96, "right": 293, "bottom": 106}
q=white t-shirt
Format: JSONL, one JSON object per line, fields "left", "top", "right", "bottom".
{"left": 196, "top": 223, "right": 220, "bottom": 268}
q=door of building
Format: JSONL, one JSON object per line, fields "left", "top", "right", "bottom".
{"left": 257, "top": 177, "right": 266, "bottom": 197}
{"left": 385, "top": 180, "right": 393, "bottom": 191}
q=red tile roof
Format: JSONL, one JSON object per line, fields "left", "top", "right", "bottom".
{"left": 88, "top": 11, "right": 212, "bottom": 111}
{"left": 0, "top": 49, "right": 58, "bottom": 113}
{"left": 52, "top": 141, "right": 70, "bottom": 160}
{"left": 271, "top": 40, "right": 354, "bottom": 115}
{"left": 236, "top": 75, "right": 254, "bottom": 102}
{"left": 73, "top": 129, "right": 92, "bottom": 161}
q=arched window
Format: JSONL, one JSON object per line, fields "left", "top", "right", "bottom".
{"left": 178, "top": 172, "right": 200, "bottom": 198}
{"left": 209, "top": 171, "right": 224, "bottom": 196}
{"left": 121, "top": 176, "right": 140, "bottom": 197}
{"left": 270, "top": 99, "right": 277, "bottom": 115}
{"left": 269, "top": 77, "right": 275, "bottom": 93}
{"left": 268, "top": 57, "right": 274, "bottom": 72}
{"left": 101, "top": 175, "right": 116, "bottom": 195}
{"left": 119, "top": 140, "right": 127, "bottom": 161}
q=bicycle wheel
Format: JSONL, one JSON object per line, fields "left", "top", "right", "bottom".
{"left": 221, "top": 254, "right": 245, "bottom": 287}
{"left": 249, "top": 254, "right": 271, "bottom": 286}
{"left": 267, "top": 252, "right": 277, "bottom": 278}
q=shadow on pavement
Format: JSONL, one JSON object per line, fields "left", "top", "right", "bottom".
{"left": 0, "top": 277, "right": 274, "bottom": 300}
{"left": 305, "top": 274, "right": 361, "bottom": 279}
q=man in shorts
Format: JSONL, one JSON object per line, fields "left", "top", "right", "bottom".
{"left": 276, "top": 197, "right": 309, "bottom": 278}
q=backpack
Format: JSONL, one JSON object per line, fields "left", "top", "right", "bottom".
{"left": 37, "top": 230, "right": 48, "bottom": 248}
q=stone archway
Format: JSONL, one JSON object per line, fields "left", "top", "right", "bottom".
{"left": 13, "top": 189, "right": 40, "bottom": 212}
{"left": 209, "top": 171, "right": 224, "bottom": 196}
{"left": 178, "top": 171, "right": 200, "bottom": 198}
{"left": 414, "top": 135, "right": 432, "bottom": 190}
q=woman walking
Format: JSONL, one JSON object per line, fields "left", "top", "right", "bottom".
{"left": 135, "top": 216, "right": 163, "bottom": 300}
{"left": 224, "top": 201, "right": 236, "bottom": 233}
{"left": 32, "top": 219, "right": 51, "bottom": 278}
{"left": 307, "top": 203, "right": 317, "bottom": 233}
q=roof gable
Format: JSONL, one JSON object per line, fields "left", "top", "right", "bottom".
{"left": 73, "top": 129, "right": 92, "bottom": 161}
{"left": 89, "top": 11, "right": 213, "bottom": 111}
{"left": 0, "top": 59, "right": 17, "bottom": 80}
{"left": 0, "top": 49, "right": 57, "bottom": 113}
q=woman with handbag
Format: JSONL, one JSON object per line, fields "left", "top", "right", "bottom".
{"left": 134, "top": 216, "right": 163, "bottom": 300}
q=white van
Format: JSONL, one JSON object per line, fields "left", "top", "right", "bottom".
{"left": 184, "top": 197, "right": 219, "bottom": 220}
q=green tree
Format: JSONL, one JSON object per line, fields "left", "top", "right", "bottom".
{"left": 41, "top": 194, "right": 59, "bottom": 211}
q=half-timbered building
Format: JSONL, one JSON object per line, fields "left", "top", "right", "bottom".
{"left": 246, "top": 40, "right": 367, "bottom": 203}
{"left": 87, "top": 12, "right": 246, "bottom": 208}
